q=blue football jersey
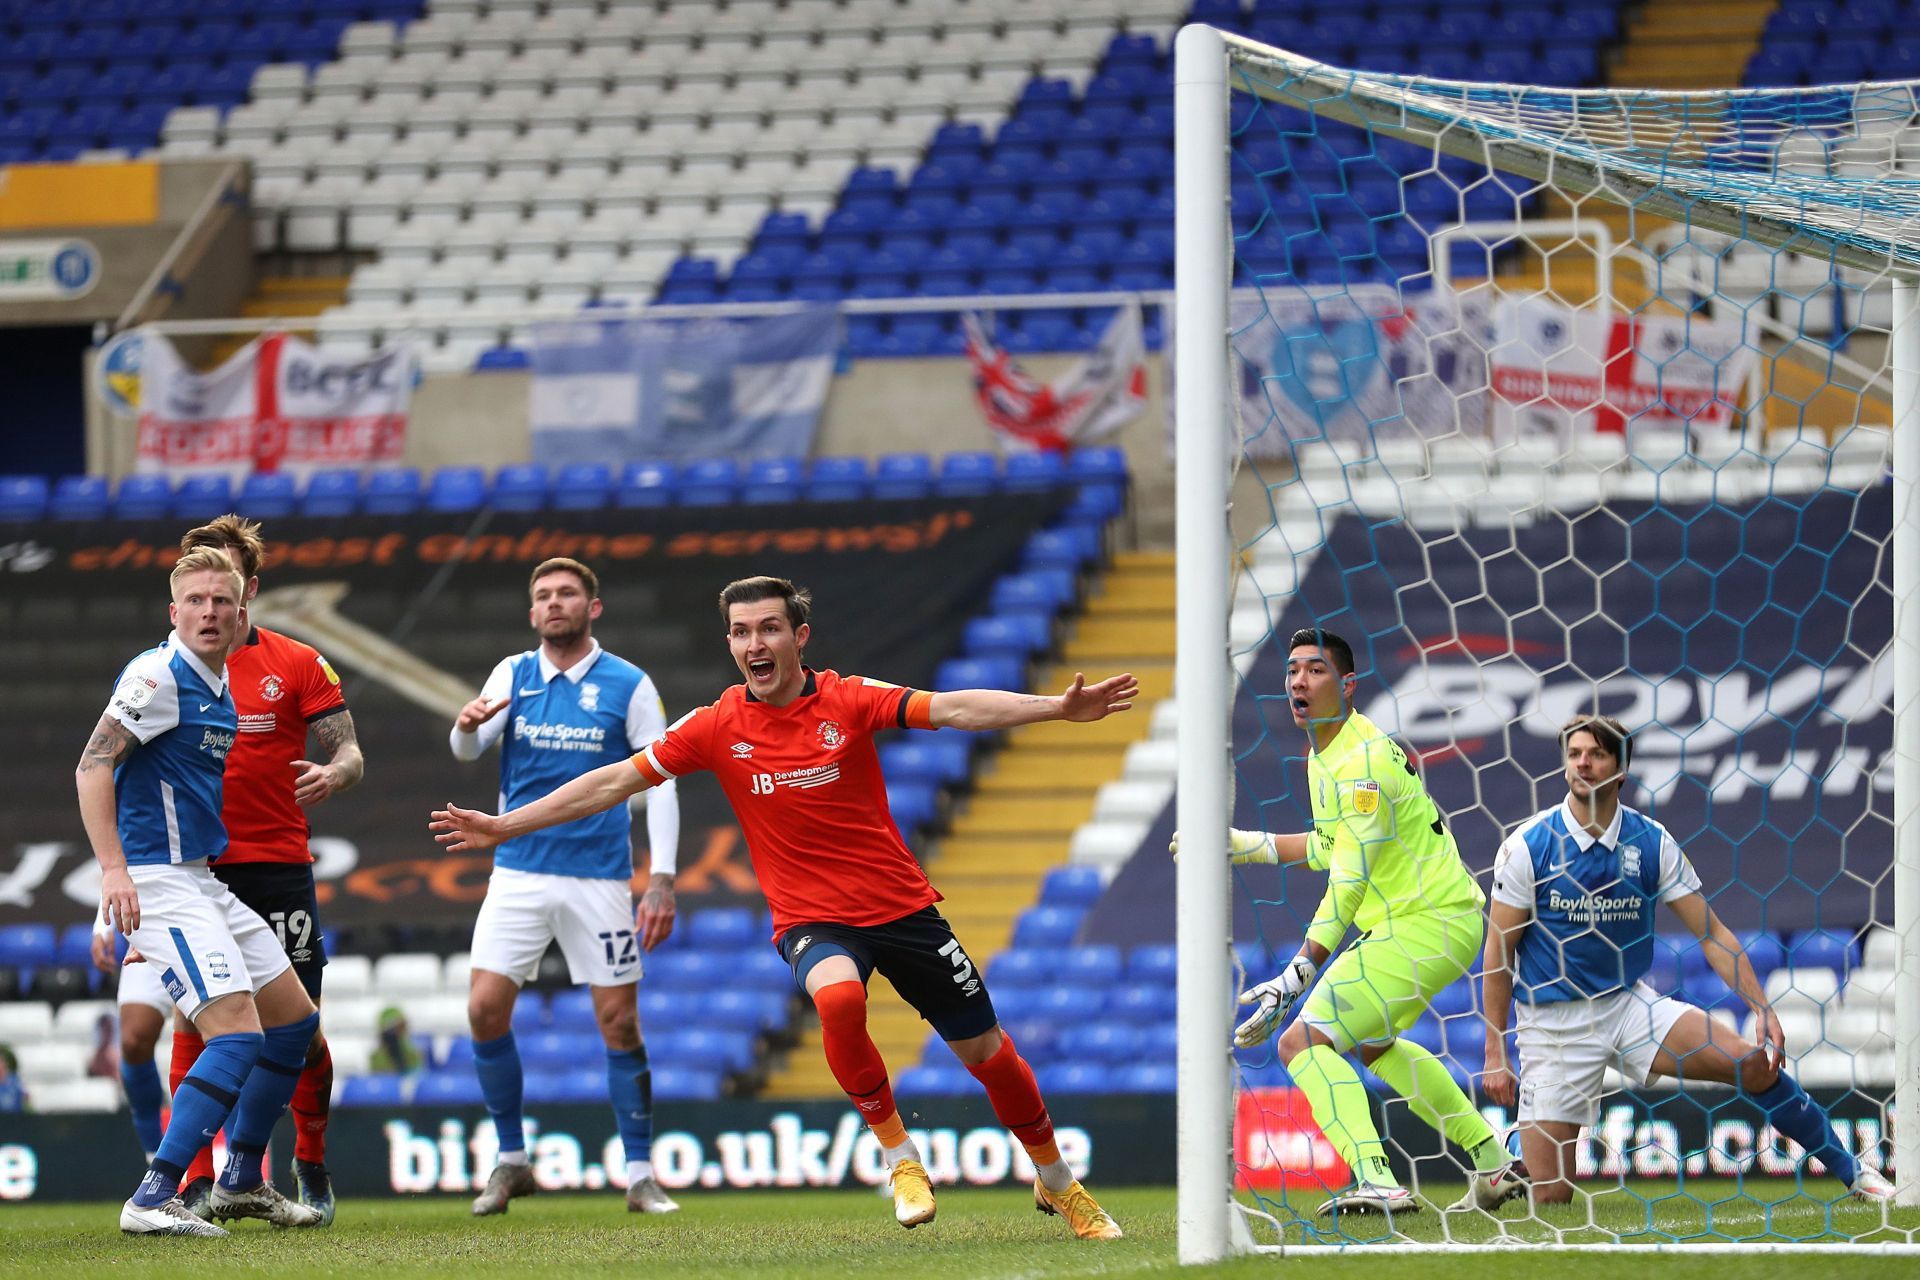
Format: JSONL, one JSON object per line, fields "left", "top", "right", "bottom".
{"left": 1492, "top": 801, "right": 1701, "bottom": 1003}
{"left": 103, "top": 635, "right": 237, "bottom": 866}
{"left": 492, "top": 647, "right": 654, "bottom": 880}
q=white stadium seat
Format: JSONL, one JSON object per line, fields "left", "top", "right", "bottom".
{"left": 372, "top": 953, "right": 445, "bottom": 996}
{"left": 250, "top": 62, "right": 310, "bottom": 104}
{"left": 324, "top": 953, "right": 374, "bottom": 997}
{"left": 407, "top": 995, "right": 471, "bottom": 1037}
{"left": 0, "top": 1002, "right": 56, "bottom": 1043}
{"left": 325, "top": 1034, "right": 375, "bottom": 1078}
{"left": 16, "top": 1042, "right": 86, "bottom": 1085}
{"left": 442, "top": 953, "right": 472, "bottom": 993}
{"left": 52, "top": 999, "right": 116, "bottom": 1044}
{"left": 27, "top": 1078, "right": 122, "bottom": 1113}
{"left": 320, "top": 995, "right": 386, "bottom": 1037}
{"left": 1123, "top": 738, "right": 1180, "bottom": 784}
{"left": 1094, "top": 778, "right": 1175, "bottom": 824}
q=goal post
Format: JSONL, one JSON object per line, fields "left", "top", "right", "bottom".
{"left": 1173, "top": 20, "right": 1920, "bottom": 1260}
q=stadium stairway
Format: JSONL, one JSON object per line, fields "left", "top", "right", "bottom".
{"left": 209, "top": 273, "right": 350, "bottom": 364}
{"left": 1610, "top": 0, "right": 1777, "bottom": 90}
{"left": 758, "top": 550, "right": 1174, "bottom": 1099}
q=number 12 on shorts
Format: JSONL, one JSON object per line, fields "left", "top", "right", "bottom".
{"left": 599, "top": 929, "right": 638, "bottom": 968}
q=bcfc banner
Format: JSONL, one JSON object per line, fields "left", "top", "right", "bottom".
{"left": 135, "top": 331, "right": 417, "bottom": 480}
{"left": 529, "top": 307, "right": 841, "bottom": 464}
{"left": 1487, "top": 297, "right": 1755, "bottom": 443}
{"left": 961, "top": 304, "right": 1148, "bottom": 451}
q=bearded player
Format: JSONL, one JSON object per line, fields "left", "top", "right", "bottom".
{"left": 1177, "top": 628, "right": 1523, "bottom": 1216}
{"left": 1480, "top": 716, "right": 1895, "bottom": 1206}
{"left": 166, "top": 515, "right": 364, "bottom": 1223}
{"left": 434, "top": 575, "right": 1133, "bottom": 1239}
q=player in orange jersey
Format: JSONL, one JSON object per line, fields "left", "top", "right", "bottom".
{"left": 155, "top": 515, "right": 364, "bottom": 1224}
{"left": 434, "top": 575, "right": 1135, "bottom": 1240}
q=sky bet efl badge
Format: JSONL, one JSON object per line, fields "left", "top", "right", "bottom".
{"left": 1352, "top": 781, "right": 1380, "bottom": 815}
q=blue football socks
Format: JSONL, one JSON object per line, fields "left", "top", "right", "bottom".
{"left": 136, "top": 1030, "right": 260, "bottom": 1207}
{"left": 219, "top": 1011, "right": 318, "bottom": 1192}
{"left": 473, "top": 1032, "right": 526, "bottom": 1155}
{"left": 606, "top": 1046, "right": 654, "bottom": 1166}
{"left": 120, "top": 1058, "right": 166, "bottom": 1156}
{"left": 1754, "top": 1073, "right": 1858, "bottom": 1187}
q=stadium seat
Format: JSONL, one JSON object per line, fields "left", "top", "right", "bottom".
{"left": 740, "top": 456, "right": 804, "bottom": 504}
{"left": 803, "top": 455, "right": 869, "bottom": 503}
{"left": 170, "top": 473, "right": 234, "bottom": 518}
{"left": 0, "top": 474, "right": 48, "bottom": 521}
{"left": 55, "top": 924, "right": 96, "bottom": 968}
{"left": 1787, "top": 928, "right": 1857, "bottom": 975}
{"left": 547, "top": 988, "right": 597, "bottom": 1033}
{"left": 617, "top": 461, "right": 677, "bottom": 508}
{"left": 1038, "top": 1062, "right": 1113, "bottom": 1094}
{"left": 687, "top": 908, "right": 758, "bottom": 951}
{"left": 340, "top": 1074, "right": 410, "bottom": 1106}
{"left": 1002, "top": 451, "right": 1067, "bottom": 493}
{"left": 551, "top": 462, "right": 614, "bottom": 510}
{"left": 490, "top": 463, "right": 549, "bottom": 512}
{"left": 962, "top": 612, "right": 1051, "bottom": 660}
{"left": 653, "top": 1068, "right": 723, "bottom": 1101}
{"left": 934, "top": 656, "right": 1025, "bottom": 693}
{"left": 520, "top": 1030, "right": 604, "bottom": 1070}
{"left": 413, "top": 1072, "right": 485, "bottom": 1106}
{"left": 1039, "top": 865, "right": 1104, "bottom": 908}
{"left": 1012, "top": 906, "right": 1084, "bottom": 948}
{"left": 871, "top": 453, "right": 933, "bottom": 500}
{"left": 50, "top": 475, "right": 109, "bottom": 521}
{"left": 237, "top": 471, "right": 299, "bottom": 519}
{"left": 1057, "top": 1023, "right": 1143, "bottom": 1064}
{"left": 887, "top": 781, "right": 939, "bottom": 832}
{"left": 362, "top": 468, "right": 422, "bottom": 515}
{"left": 1127, "top": 943, "right": 1179, "bottom": 984}
{"left": 898, "top": 1064, "right": 974, "bottom": 1095}
{"left": 1059, "top": 944, "right": 1124, "bottom": 986}
{"left": 990, "top": 568, "right": 1077, "bottom": 615}
{"left": 934, "top": 451, "right": 1000, "bottom": 497}
{"left": 301, "top": 468, "right": 361, "bottom": 517}
{"left": 525, "top": 1068, "right": 604, "bottom": 1104}
{"left": 113, "top": 474, "right": 173, "bottom": 520}
{"left": 1021, "top": 525, "right": 1103, "bottom": 571}
{"left": 427, "top": 465, "right": 488, "bottom": 513}
{"left": 0, "top": 923, "right": 57, "bottom": 967}
{"left": 1108, "top": 985, "right": 1178, "bottom": 1024}
{"left": 678, "top": 457, "right": 740, "bottom": 507}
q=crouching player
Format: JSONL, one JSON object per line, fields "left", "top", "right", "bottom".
{"left": 1479, "top": 715, "right": 1894, "bottom": 1207}
{"left": 77, "top": 548, "right": 322, "bottom": 1235}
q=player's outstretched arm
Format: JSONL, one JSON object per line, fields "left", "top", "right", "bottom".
{"left": 1479, "top": 898, "right": 1529, "bottom": 1108}
{"left": 1667, "top": 891, "right": 1784, "bottom": 1063}
{"left": 1169, "top": 828, "right": 1312, "bottom": 864}
{"left": 431, "top": 756, "right": 652, "bottom": 852}
{"left": 928, "top": 671, "right": 1138, "bottom": 732}
{"left": 75, "top": 713, "right": 140, "bottom": 933}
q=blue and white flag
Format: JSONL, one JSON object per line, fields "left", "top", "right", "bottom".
{"left": 529, "top": 307, "right": 842, "bottom": 463}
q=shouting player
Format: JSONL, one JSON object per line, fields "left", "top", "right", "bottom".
{"left": 79, "top": 547, "right": 322, "bottom": 1235}
{"left": 1179, "top": 628, "right": 1521, "bottom": 1216}
{"left": 1480, "top": 715, "right": 1895, "bottom": 1206}
{"left": 162, "top": 515, "right": 363, "bottom": 1224}
{"left": 434, "top": 575, "right": 1134, "bottom": 1239}
{"left": 449, "top": 557, "right": 682, "bottom": 1216}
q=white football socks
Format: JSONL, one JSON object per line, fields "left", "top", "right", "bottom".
{"left": 498, "top": 1149, "right": 529, "bottom": 1167}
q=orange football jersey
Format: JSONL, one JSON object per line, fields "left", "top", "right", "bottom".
{"left": 219, "top": 626, "right": 347, "bottom": 864}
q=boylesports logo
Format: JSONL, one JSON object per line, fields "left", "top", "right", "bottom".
{"left": 514, "top": 717, "right": 609, "bottom": 751}
{"left": 258, "top": 673, "right": 285, "bottom": 702}
{"left": 199, "top": 727, "right": 234, "bottom": 760}
{"left": 1546, "top": 888, "right": 1645, "bottom": 923}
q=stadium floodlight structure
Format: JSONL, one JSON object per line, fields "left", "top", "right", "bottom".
{"left": 1174, "top": 22, "right": 1920, "bottom": 1261}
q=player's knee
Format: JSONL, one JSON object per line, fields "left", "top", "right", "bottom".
{"left": 468, "top": 994, "right": 513, "bottom": 1041}
{"left": 595, "top": 1005, "right": 639, "bottom": 1050}
{"left": 1276, "top": 1022, "right": 1311, "bottom": 1064}
{"left": 811, "top": 978, "right": 868, "bottom": 1031}
{"left": 121, "top": 1034, "right": 154, "bottom": 1065}
{"left": 1739, "top": 1050, "right": 1778, "bottom": 1093}
{"left": 305, "top": 1031, "right": 328, "bottom": 1067}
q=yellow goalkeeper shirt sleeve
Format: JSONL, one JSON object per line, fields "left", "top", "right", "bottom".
{"left": 1302, "top": 711, "right": 1484, "bottom": 953}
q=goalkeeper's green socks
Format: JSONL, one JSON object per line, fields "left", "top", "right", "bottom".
{"left": 1287, "top": 1044, "right": 1398, "bottom": 1189}
{"left": 1367, "top": 1040, "right": 1505, "bottom": 1172}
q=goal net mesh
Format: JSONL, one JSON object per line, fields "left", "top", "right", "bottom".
{"left": 1211, "top": 34, "right": 1919, "bottom": 1248}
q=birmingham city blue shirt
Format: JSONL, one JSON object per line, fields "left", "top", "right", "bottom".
{"left": 1491, "top": 800, "right": 1701, "bottom": 1003}
{"left": 102, "top": 633, "right": 236, "bottom": 866}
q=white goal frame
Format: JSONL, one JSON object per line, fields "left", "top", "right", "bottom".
{"left": 1172, "top": 22, "right": 1920, "bottom": 1262}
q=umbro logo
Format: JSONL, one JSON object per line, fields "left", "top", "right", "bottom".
{"left": 730, "top": 742, "right": 754, "bottom": 757}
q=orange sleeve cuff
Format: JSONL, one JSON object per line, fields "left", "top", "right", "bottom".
{"left": 901, "top": 689, "right": 935, "bottom": 730}
{"left": 631, "top": 750, "right": 668, "bottom": 787}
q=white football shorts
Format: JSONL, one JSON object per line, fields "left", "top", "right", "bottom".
{"left": 115, "top": 951, "right": 175, "bottom": 1016}
{"left": 1515, "top": 982, "right": 1693, "bottom": 1128}
{"left": 125, "top": 861, "right": 292, "bottom": 1021}
{"left": 470, "top": 866, "right": 641, "bottom": 988}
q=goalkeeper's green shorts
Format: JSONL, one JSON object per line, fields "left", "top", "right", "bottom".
{"left": 1299, "top": 908, "right": 1483, "bottom": 1054}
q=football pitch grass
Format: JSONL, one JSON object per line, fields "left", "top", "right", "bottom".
{"left": 7, "top": 1182, "right": 1918, "bottom": 1278}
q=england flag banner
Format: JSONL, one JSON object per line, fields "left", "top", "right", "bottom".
{"left": 135, "top": 330, "right": 416, "bottom": 479}
{"left": 529, "top": 306, "right": 842, "bottom": 463}
{"left": 1209, "top": 285, "right": 1493, "bottom": 459}
{"left": 1487, "top": 297, "right": 1756, "bottom": 443}
{"left": 961, "top": 303, "right": 1148, "bottom": 451}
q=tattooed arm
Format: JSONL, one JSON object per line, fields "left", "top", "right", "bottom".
{"left": 928, "top": 671, "right": 1141, "bottom": 732}
{"left": 76, "top": 714, "right": 141, "bottom": 933}
{"left": 292, "top": 709, "right": 364, "bottom": 807}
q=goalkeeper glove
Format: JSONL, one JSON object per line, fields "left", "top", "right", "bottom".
{"left": 1234, "top": 954, "right": 1318, "bottom": 1048}
{"left": 1168, "top": 827, "right": 1276, "bottom": 864}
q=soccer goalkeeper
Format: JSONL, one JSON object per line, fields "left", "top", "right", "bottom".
{"left": 1177, "top": 628, "right": 1522, "bottom": 1215}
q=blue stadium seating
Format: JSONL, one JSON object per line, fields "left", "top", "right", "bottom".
{"left": 362, "top": 468, "right": 422, "bottom": 516}
{"left": 1127, "top": 943, "right": 1179, "bottom": 984}
{"left": 991, "top": 568, "right": 1078, "bottom": 615}
{"left": 1038, "top": 1062, "right": 1113, "bottom": 1094}
{"left": 0, "top": 924, "right": 56, "bottom": 967}
{"left": 511, "top": 994, "right": 548, "bottom": 1036}
{"left": 803, "top": 456, "right": 869, "bottom": 502}
{"left": 1108, "top": 985, "right": 1177, "bottom": 1024}
{"left": 934, "top": 452, "right": 1000, "bottom": 498}
{"left": 1058, "top": 944, "right": 1124, "bottom": 986}
{"left": 237, "top": 471, "right": 298, "bottom": 519}
{"left": 740, "top": 456, "right": 804, "bottom": 504}
{"left": 1115, "top": 1063, "right": 1178, "bottom": 1093}
{"left": 533, "top": 462, "right": 606, "bottom": 510}
{"left": 871, "top": 453, "right": 934, "bottom": 500}
{"left": 113, "top": 474, "right": 172, "bottom": 520}
{"left": 687, "top": 908, "right": 758, "bottom": 952}
{"left": 56, "top": 923, "right": 96, "bottom": 967}
{"left": 0, "top": 474, "right": 47, "bottom": 520}
{"left": 963, "top": 612, "right": 1052, "bottom": 660}
{"left": 653, "top": 1068, "right": 723, "bottom": 1100}
{"left": 1040, "top": 865, "right": 1105, "bottom": 908}
{"left": 525, "top": 1069, "right": 604, "bottom": 1104}
{"left": 1787, "top": 928, "right": 1857, "bottom": 974}
{"left": 886, "top": 781, "right": 939, "bottom": 831}
{"left": 340, "top": 1075, "right": 409, "bottom": 1106}
{"left": 171, "top": 473, "right": 234, "bottom": 518}
{"left": 490, "top": 463, "right": 549, "bottom": 512}
{"left": 50, "top": 474, "right": 109, "bottom": 521}
{"left": 678, "top": 458, "right": 739, "bottom": 506}
{"left": 414, "top": 1072, "right": 485, "bottom": 1106}
{"left": 934, "top": 656, "right": 1025, "bottom": 693}
{"left": 616, "top": 461, "right": 676, "bottom": 508}
{"left": 1012, "top": 906, "right": 1084, "bottom": 948}
{"left": 426, "top": 466, "right": 487, "bottom": 513}
{"left": 301, "top": 468, "right": 361, "bottom": 517}
{"left": 1022, "top": 525, "right": 1104, "bottom": 572}
{"left": 899, "top": 1064, "right": 974, "bottom": 1095}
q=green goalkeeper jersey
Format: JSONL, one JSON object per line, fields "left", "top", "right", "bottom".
{"left": 1302, "top": 710, "right": 1484, "bottom": 952}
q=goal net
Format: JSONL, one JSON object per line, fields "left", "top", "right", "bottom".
{"left": 1170, "top": 23, "right": 1920, "bottom": 1260}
